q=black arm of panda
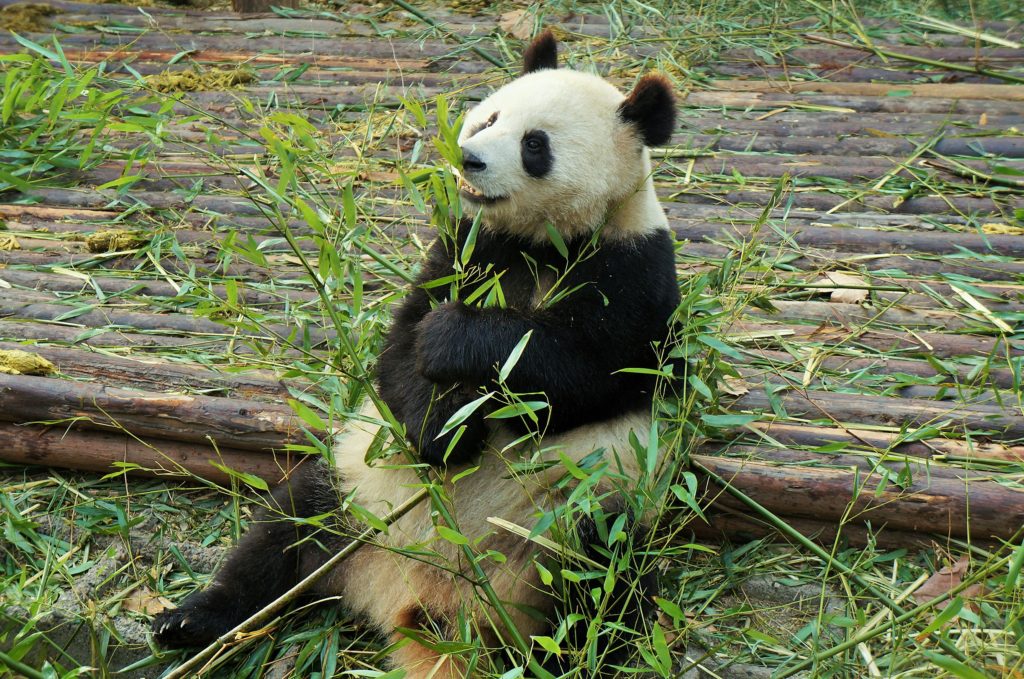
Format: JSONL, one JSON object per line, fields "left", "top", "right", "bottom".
{"left": 414, "top": 231, "right": 679, "bottom": 421}
{"left": 377, "top": 241, "right": 490, "bottom": 466}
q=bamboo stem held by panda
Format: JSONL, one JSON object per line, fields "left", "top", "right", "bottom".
{"left": 162, "top": 487, "right": 430, "bottom": 679}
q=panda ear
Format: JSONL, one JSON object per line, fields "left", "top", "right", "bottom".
{"left": 523, "top": 30, "right": 558, "bottom": 74}
{"left": 618, "top": 74, "right": 676, "bottom": 147}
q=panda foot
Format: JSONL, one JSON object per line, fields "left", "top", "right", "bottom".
{"left": 152, "top": 595, "right": 240, "bottom": 648}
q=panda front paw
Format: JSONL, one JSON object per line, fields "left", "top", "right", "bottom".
{"left": 152, "top": 592, "right": 239, "bottom": 649}
{"left": 415, "top": 304, "right": 474, "bottom": 383}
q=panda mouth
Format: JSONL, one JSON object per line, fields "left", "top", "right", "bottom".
{"left": 456, "top": 173, "right": 506, "bottom": 205}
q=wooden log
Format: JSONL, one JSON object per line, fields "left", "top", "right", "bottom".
{"left": 735, "top": 370, "right": 1007, "bottom": 406}
{"left": 0, "top": 374, "right": 306, "bottom": 451}
{"left": 743, "top": 349, "right": 1018, "bottom": 390}
{"left": 677, "top": 131, "right": 1024, "bottom": 159}
{"left": 0, "top": 320, "right": 313, "bottom": 358}
{"left": 676, "top": 241, "right": 1024, "bottom": 283}
{"left": 693, "top": 454, "right": 1024, "bottom": 540}
{"left": 730, "top": 388, "right": 1024, "bottom": 438}
{"left": 744, "top": 421, "right": 1024, "bottom": 462}
{"left": 0, "top": 31, "right": 463, "bottom": 62}
{"left": 692, "top": 508, "right": 953, "bottom": 550}
{"left": 0, "top": 250, "right": 308, "bottom": 282}
{"left": 0, "top": 421, "right": 298, "bottom": 484}
{"left": 664, "top": 201, "right": 984, "bottom": 227}
{"left": 0, "top": 298, "right": 331, "bottom": 345}
{"left": 58, "top": 48, "right": 432, "bottom": 70}
{"left": 0, "top": 341, "right": 294, "bottom": 400}
{"left": 744, "top": 299, "right": 976, "bottom": 331}
{"left": 672, "top": 220, "right": 1024, "bottom": 258}
{"left": 667, "top": 188, "right": 1023, "bottom": 216}
{"left": 679, "top": 113, "right": 1024, "bottom": 137}
{"left": 707, "top": 79, "right": 1024, "bottom": 101}
{"left": 0, "top": 268, "right": 319, "bottom": 306}
{"left": 701, "top": 443, "right": 969, "bottom": 480}
{"left": 2, "top": 216, "right": 320, "bottom": 255}
{"left": 684, "top": 89, "right": 1024, "bottom": 115}
{"left": 713, "top": 64, "right": 999, "bottom": 85}
{"left": 719, "top": 45, "right": 1024, "bottom": 65}
{"left": 728, "top": 321, "right": 1022, "bottom": 358}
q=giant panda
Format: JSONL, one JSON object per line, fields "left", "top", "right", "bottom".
{"left": 153, "top": 31, "right": 680, "bottom": 678}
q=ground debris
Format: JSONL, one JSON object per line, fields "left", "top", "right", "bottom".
{"left": 0, "top": 3, "right": 59, "bottom": 32}
{"left": 0, "top": 349, "right": 56, "bottom": 376}
{"left": 85, "top": 229, "right": 149, "bottom": 252}
{"left": 144, "top": 67, "right": 256, "bottom": 93}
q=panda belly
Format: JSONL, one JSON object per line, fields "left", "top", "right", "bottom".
{"left": 326, "top": 400, "right": 652, "bottom": 651}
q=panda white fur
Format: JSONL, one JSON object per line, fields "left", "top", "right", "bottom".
{"left": 154, "top": 31, "right": 679, "bottom": 678}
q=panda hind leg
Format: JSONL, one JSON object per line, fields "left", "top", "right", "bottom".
{"left": 153, "top": 461, "right": 344, "bottom": 648}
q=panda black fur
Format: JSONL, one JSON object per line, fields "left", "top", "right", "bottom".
{"left": 153, "top": 31, "right": 680, "bottom": 678}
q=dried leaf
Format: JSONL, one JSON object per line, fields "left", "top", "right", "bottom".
{"left": 812, "top": 272, "right": 869, "bottom": 304}
{"left": 720, "top": 376, "right": 750, "bottom": 396}
{"left": 912, "top": 555, "right": 986, "bottom": 613}
{"left": 122, "top": 586, "right": 173, "bottom": 615}
{"left": 498, "top": 9, "right": 532, "bottom": 40}
{"left": 981, "top": 222, "right": 1024, "bottom": 235}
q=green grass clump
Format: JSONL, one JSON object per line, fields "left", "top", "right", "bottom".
{"left": 0, "top": 38, "right": 171, "bottom": 194}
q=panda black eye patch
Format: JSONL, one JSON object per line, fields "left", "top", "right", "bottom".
{"left": 521, "top": 130, "right": 552, "bottom": 178}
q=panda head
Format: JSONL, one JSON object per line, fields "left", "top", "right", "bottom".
{"left": 456, "top": 31, "right": 676, "bottom": 242}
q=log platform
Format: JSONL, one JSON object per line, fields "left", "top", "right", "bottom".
{"left": 1, "top": 1, "right": 1022, "bottom": 549}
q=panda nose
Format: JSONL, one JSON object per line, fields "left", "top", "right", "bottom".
{"left": 461, "top": 149, "right": 487, "bottom": 173}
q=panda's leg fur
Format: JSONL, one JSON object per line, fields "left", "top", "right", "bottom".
{"left": 153, "top": 460, "right": 344, "bottom": 648}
